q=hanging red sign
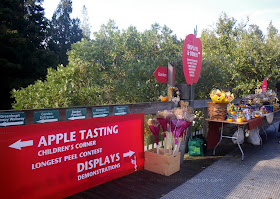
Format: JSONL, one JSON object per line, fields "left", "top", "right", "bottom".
{"left": 153, "top": 66, "right": 168, "bottom": 83}
{"left": 182, "top": 34, "right": 202, "bottom": 85}
{"left": 262, "top": 77, "right": 268, "bottom": 92}
{"left": 0, "top": 113, "right": 144, "bottom": 199}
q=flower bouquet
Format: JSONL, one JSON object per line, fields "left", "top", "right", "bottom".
{"left": 145, "top": 101, "right": 194, "bottom": 176}
{"left": 147, "top": 118, "right": 161, "bottom": 154}
{"left": 170, "top": 119, "right": 192, "bottom": 155}
{"left": 153, "top": 100, "right": 194, "bottom": 155}
{"left": 210, "top": 89, "right": 234, "bottom": 104}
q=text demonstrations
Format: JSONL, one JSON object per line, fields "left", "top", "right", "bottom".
{"left": 77, "top": 153, "right": 121, "bottom": 181}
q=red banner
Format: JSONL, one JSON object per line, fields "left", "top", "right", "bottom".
{"left": 0, "top": 113, "right": 144, "bottom": 199}
{"left": 182, "top": 34, "right": 202, "bottom": 85}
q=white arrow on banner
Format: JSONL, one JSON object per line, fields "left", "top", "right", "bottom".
{"left": 36, "top": 118, "right": 58, "bottom": 123}
{"left": 68, "top": 116, "right": 86, "bottom": 120}
{"left": 9, "top": 139, "right": 33, "bottom": 150}
{"left": 123, "top": 150, "right": 135, "bottom": 158}
{"left": 0, "top": 121, "right": 24, "bottom": 127}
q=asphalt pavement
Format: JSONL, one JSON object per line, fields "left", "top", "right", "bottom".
{"left": 162, "top": 122, "right": 280, "bottom": 199}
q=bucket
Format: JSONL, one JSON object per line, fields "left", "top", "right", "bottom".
{"left": 207, "top": 102, "right": 228, "bottom": 121}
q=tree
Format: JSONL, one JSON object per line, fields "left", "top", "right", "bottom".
{"left": 264, "top": 22, "right": 280, "bottom": 88}
{"left": 48, "top": 0, "right": 83, "bottom": 66}
{"left": 0, "top": 0, "right": 57, "bottom": 110}
{"left": 199, "top": 13, "right": 280, "bottom": 97}
{"left": 267, "top": 21, "right": 278, "bottom": 39}
{"left": 80, "top": 5, "right": 91, "bottom": 39}
{"left": 197, "top": 13, "right": 237, "bottom": 98}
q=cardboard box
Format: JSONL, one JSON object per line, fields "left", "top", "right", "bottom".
{"left": 144, "top": 148, "right": 180, "bottom": 176}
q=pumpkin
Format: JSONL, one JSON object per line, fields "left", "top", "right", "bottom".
{"left": 160, "top": 90, "right": 169, "bottom": 102}
{"left": 161, "top": 96, "right": 169, "bottom": 102}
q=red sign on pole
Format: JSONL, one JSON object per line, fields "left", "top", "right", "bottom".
{"left": 153, "top": 66, "right": 168, "bottom": 83}
{"left": 0, "top": 113, "right": 144, "bottom": 199}
{"left": 262, "top": 77, "right": 268, "bottom": 92}
{"left": 182, "top": 34, "right": 202, "bottom": 85}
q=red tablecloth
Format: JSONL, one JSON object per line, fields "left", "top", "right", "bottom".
{"left": 248, "top": 117, "right": 263, "bottom": 131}
{"left": 207, "top": 121, "right": 222, "bottom": 149}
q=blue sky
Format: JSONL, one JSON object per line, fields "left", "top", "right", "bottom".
{"left": 43, "top": 0, "right": 280, "bottom": 39}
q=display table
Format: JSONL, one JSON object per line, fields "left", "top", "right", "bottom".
{"left": 206, "top": 108, "right": 280, "bottom": 160}
{"left": 206, "top": 117, "right": 264, "bottom": 160}
{"left": 206, "top": 119, "right": 248, "bottom": 160}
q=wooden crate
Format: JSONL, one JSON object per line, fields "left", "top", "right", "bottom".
{"left": 144, "top": 148, "right": 180, "bottom": 176}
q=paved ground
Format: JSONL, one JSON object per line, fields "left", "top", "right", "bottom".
{"left": 162, "top": 122, "right": 280, "bottom": 199}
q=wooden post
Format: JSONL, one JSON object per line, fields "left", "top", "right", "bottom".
{"left": 167, "top": 62, "right": 175, "bottom": 97}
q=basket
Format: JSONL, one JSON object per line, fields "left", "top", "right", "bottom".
{"left": 207, "top": 102, "right": 228, "bottom": 121}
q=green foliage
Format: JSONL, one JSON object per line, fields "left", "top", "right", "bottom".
{"left": 198, "top": 12, "right": 280, "bottom": 98}
{"left": 12, "top": 22, "right": 183, "bottom": 109}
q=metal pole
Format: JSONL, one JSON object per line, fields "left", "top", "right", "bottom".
{"left": 190, "top": 84, "right": 193, "bottom": 107}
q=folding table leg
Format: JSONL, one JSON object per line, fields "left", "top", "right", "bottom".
{"left": 272, "top": 123, "right": 277, "bottom": 132}
{"left": 237, "top": 142, "right": 244, "bottom": 160}
{"left": 261, "top": 125, "right": 268, "bottom": 140}
{"left": 237, "top": 125, "right": 244, "bottom": 160}
{"left": 213, "top": 122, "right": 224, "bottom": 156}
